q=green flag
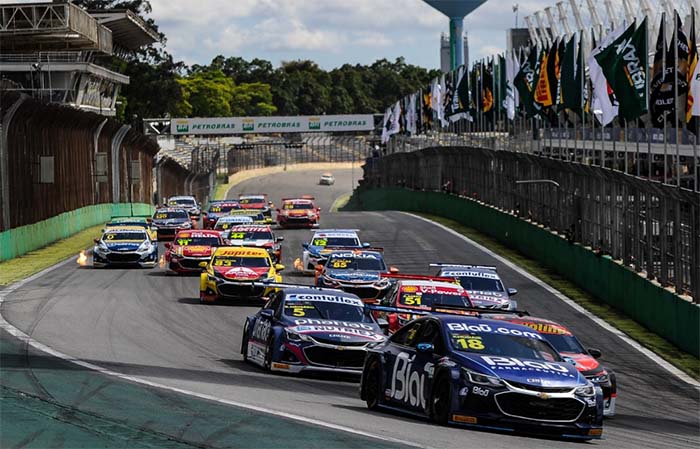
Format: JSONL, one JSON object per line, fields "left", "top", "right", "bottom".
{"left": 560, "top": 34, "right": 582, "bottom": 112}
{"left": 594, "top": 19, "right": 648, "bottom": 121}
{"left": 514, "top": 46, "right": 540, "bottom": 118}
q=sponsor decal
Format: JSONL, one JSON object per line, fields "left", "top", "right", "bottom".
{"left": 519, "top": 322, "right": 571, "bottom": 335}
{"left": 224, "top": 267, "right": 259, "bottom": 279}
{"left": 272, "top": 362, "right": 290, "bottom": 370}
{"left": 446, "top": 322, "right": 543, "bottom": 340}
{"left": 472, "top": 386, "right": 490, "bottom": 397}
{"left": 286, "top": 294, "right": 364, "bottom": 306}
{"left": 331, "top": 252, "right": 380, "bottom": 259}
{"left": 452, "top": 415, "right": 478, "bottom": 424}
{"left": 444, "top": 270, "right": 499, "bottom": 279}
{"left": 242, "top": 119, "right": 254, "bottom": 131}
{"left": 291, "top": 325, "right": 382, "bottom": 341}
{"left": 293, "top": 319, "right": 373, "bottom": 330}
{"left": 390, "top": 352, "right": 426, "bottom": 408}
{"left": 480, "top": 356, "right": 574, "bottom": 377}
{"left": 251, "top": 318, "right": 271, "bottom": 342}
{"left": 175, "top": 121, "right": 189, "bottom": 132}
{"left": 308, "top": 117, "right": 321, "bottom": 130}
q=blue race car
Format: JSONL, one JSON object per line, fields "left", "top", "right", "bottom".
{"left": 241, "top": 286, "right": 387, "bottom": 375}
{"left": 360, "top": 314, "right": 604, "bottom": 440}
{"left": 92, "top": 228, "right": 158, "bottom": 268}
{"left": 315, "top": 249, "right": 397, "bottom": 303}
{"left": 296, "top": 229, "right": 369, "bottom": 273}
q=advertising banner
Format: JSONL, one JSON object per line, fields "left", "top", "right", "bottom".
{"left": 170, "top": 115, "right": 374, "bottom": 135}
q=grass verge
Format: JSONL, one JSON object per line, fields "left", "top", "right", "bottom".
{"left": 0, "top": 224, "right": 102, "bottom": 286}
{"left": 418, "top": 213, "right": 700, "bottom": 380}
{"left": 213, "top": 182, "right": 230, "bottom": 201}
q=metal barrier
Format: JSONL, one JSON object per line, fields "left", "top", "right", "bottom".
{"left": 363, "top": 147, "right": 700, "bottom": 303}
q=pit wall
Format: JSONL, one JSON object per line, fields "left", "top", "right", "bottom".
{"left": 0, "top": 203, "right": 154, "bottom": 262}
{"left": 344, "top": 187, "right": 700, "bottom": 357}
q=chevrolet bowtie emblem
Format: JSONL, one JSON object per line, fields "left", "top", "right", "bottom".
{"left": 538, "top": 393, "right": 551, "bottom": 400}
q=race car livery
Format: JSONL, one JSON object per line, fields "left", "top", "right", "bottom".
{"left": 165, "top": 230, "right": 223, "bottom": 274}
{"left": 151, "top": 208, "right": 192, "bottom": 240}
{"left": 360, "top": 315, "right": 603, "bottom": 440}
{"left": 241, "top": 287, "right": 386, "bottom": 374}
{"left": 432, "top": 264, "right": 518, "bottom": 310}
{"left": 199, "top": 247, "right": 284, "bottom": 303}
{"left": 93, "top": 228, "right": 158, "bottom": 268}
{"left": 167, "top": 195, "right": 201, "bottom": 219}
{"left": 315, "top": 250, "right": 396, "bottom": 303}
{"left": 277, "top": 197, "right": 320, "bottom": 228}
{"left": 103, "top": 216, "right": 157, "bottom": 241}
{"left": 227, "top": 209, "right": 267, "bottom": 225}
{"left": 489, "top": 315, "right": 617, "bottom": 417}
{"left": 238, "top": 194, "right": 273, "bottom": 223}
{"left": 223, "top": 225, "right": 284, "bottom": 262}
{"left": 213, "top": 215, "right": 255, "bottom": 231}
{"left": 203, "top": 201, "right": 241, "bottom": 229}
{"left": 379, "top": 278, "right": 473, "bottom": 333}
{"left": 297, "top": 229, "right": 367, "bottom": 272}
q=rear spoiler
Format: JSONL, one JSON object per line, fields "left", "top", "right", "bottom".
{"left": 366, "top": 304, "right": 529, "bottom": 318}
{"left": 250, "top": 282, "right": 342, "bottom": 292}
{"left": 430, "top": 263, "right": 497, "bottom": 271}
{"left": 312, "top": 229, "right": 360, "bottom": 233}
{"left": 326, "top": 247, "right": 384, "bottom": 253}
{"left": 379, "top": 273, "right": 457, "bottom": 283}
{"left": 282, "top": 196, "right": 315, "bottom": 201}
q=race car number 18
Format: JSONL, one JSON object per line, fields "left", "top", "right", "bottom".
{"left": 454, "top": 336, "right": 485, "bottom": 350}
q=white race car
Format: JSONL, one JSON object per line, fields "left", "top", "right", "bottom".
{"left": 294, "top": 229, "right": 368, "bottom": 273}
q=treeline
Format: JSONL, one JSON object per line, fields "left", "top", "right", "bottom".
{"left": 74, "top": 1, "right": 440, "bottom": 121}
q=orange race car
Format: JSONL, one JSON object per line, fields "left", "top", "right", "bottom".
{"left": 164, "top": 230, "right": 223, "bottom": 274}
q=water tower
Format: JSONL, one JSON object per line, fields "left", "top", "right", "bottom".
{"left": 423, "top": 1, "right": 487, "bottom": 70}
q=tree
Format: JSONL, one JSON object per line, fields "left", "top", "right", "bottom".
{"left": 175, "top": 70, "right": 234, "bottom": 117}
{"left": 230, "top": 82, "right": 277, "bottom": 116}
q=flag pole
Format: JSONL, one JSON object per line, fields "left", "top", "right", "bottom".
{"left": 674, "top": 11, "right": 681, "bottom": 187}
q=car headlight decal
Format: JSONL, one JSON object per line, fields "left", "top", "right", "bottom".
{"left": 462, "top": 368, "right": 504, "bottom": 387}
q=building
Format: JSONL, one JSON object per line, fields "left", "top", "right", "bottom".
{"left": 0, "top": 1, "right": 158, "bottom": 116}
{"left": 440, "top": 33, "right": 469, "bottom": 72}
{"left": 507, "top": 28, "right": 533, "bottom": 53}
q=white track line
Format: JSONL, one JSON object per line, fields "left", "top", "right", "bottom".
{"left": 403, "top": 212, "right": 700, "bottom": 389}
{"left": 0, "top": 254, "right": 426, "bottom": 448}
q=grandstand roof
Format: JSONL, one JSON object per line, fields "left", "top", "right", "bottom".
{"left": 90, "top": 9, "right": 159, "bottom": 50}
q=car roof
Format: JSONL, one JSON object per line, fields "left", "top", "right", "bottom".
{"left": 155, "top": 207, "right": 188, "bottom": 213}
{"left": 399, "top": 280, "right": 464, "bottom": 289}
{"left": 312, "top": 230, "right": 359, "bottom": 238}
{"left": 282, "top": 289, "right": 364, "bottom": 306}
{"left": 214, "top": 247, "right": 269, "bottom": 257}
{"left": 217, "top": 216, "right": 253, "bottom": 222}
{"left": 104, "top": 225, "right": 147, "bottom": 231}
{"left": 169, "top": 196, "right": 195, "bottom": 200}
{"left": 283, "top": 198, "right": 314, "bottom": 204}
{"left": 174, "top": 230, "right": 221, "bottom": 238}
{"left": 439, "top": 267, "right": 501, "bottom": 279}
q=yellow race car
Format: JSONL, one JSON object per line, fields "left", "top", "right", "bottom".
{"left": 199, "top": 247, "right": 284, "bottom": 303}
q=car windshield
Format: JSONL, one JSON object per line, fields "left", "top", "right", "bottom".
{"left": 311, "top": 236, "right": 359, "bottom": 247}
{"left": 103, "top": 232, "right": 146, "bottom": 241}
{"left": 212, "top": 256, "right": 270, "bottom": 268}
{"left": 283, "top": 300, "right": 373, "bottom": 322}
{"left": 327, "top": 255, "right": 386, "bottom": 271}
{"left": 228, "top": 230, "right": 273, "bottom": 240}
{"left": 399, "top": 292, "right": 470, "bottom": 308}
{"left": 169, "top": 198, "right": 195, "bottom": 206}
{"left": 447, "top": 328, "right": 561, "bottom": 362}
{"left": 215, "top": 219, "right": 253, "bottom": 229}
{"left": 455, "top": 276, "right": 504, "bottom": 292}
{"left": 284, "top": 203, "right": 314, "bottom": 210}
{"left": 109, "top": 222, "right": 147, "bottom": 228}
{"left": 174, "top": 236, "right": 220, "bottom": 246}
{"left": 542, "top": 333, "right": 586, "bottom": 354}
{"left": 154, "top": 210, "right": 188, "bottom": 220}
{"left": 209, "top": 204, "right": 239, "bottom": 213}
{"left": 240, "top": 198, "right": 265, "bottom": 204}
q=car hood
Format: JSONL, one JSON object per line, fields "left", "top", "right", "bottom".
{"left": 153, "top": 218, "right": 188, "bottom": 226}
{"left": 176, "top": 245, "right": 213, "bottom": 257}
{"left": 104, "top": 242, "right": 141, "bottom": 251}
{"left": 561, "top": 352, "right": 601, "bottom": 373}
{"left": 466, "top": 290, "right": 510, "bottom": 307}
{"left": 459, "top": 353, "right": 585, "bottom": 388}
{"left": 214, "top": 266, "right": 269, "bottom": 281}
{"left": 308, "top": 246, "right": 356, "bottom": 257}
{"left": 288, "top": 319, "right": 385, "bottom": 343}
{"left": 228, "top": 239, "right": 273, "bottom": 247}
{"left": 241, "top": 204, "right": 265, "bottom": 210}
{"left": 326, "top": 269, "right": 381, "bottom": 282}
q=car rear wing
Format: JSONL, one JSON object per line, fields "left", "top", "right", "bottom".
{"left": 311, "top": 229, "right": 360, "bottom": 233}
{"left": 282, "top": 196, "right": 316, "bottom": 201}
{"left": 365, "top": 303, "right": 529, "bottom": 318}
{"left": 250, "top": 282, "right": 343, "bottom": 292}
{"left": 379, "top": 273, "right": 457, "bottom": 283}
{"left": 430, "top": 263, "right": 497, "bottom": 271}
{"left": 326, "top": 247, "right": 384, "bottom": 253}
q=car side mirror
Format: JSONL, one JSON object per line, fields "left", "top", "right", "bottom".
{"left": 362, "top": 242, "right": 370, "bottom": 248}
{"left": 507, "top": 288, "right": 518, "bottom": 296}
{"left": 416, "top": 343, "right": 434, "bottom": 353}
{"left": 562, "top": 356, "right": 577, "bottom": 365}
{"left": 93, "top": 238, "right": 100, "bottom": 244}
{"left": 275, "top": 264, "right": 285, "bottom": 272}
{"left": 260, "top": 309, "right": 274, "bottom": 319}
{"left": 389, "top": 266, "right": 399, "bottom": 274}
{"left": 268, "top": 201, "right": 274, "bottom": 205}
{"left": 317, "top": 208, "right": 322, "bottom": 212}
{"left": 276, "top": 236, "right": 284, "bottom": 242}
{"left": 164, "top": 242, "right": 171, "bottom": 249}
{"left": 198, "top": 261, "right": 208, "bottom": 268}
{"left": 587, "top": 348, "right": 602, "bottom": 359}
{"left": 302, "top": 243, "right": 309, "bottom": 249}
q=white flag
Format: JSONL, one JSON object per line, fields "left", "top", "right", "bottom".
{"left": 505, "top": 51, "right": 519, "bottom": 120}
{"left": 406, "top": 93, "right": 417, "bottom": 135}
{"left": 390, "top": 101, "right": 401, "bottom": 135}
{"left": 587, "top": 24, "right": 626, "bottom": 126}
{"left": 380, "top": 107, "right": 392, "bottom": 144}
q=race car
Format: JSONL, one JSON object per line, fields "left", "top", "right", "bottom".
{"left": 378, "top": 276, "right": 473, "bottom": 334}
{"left": 276, "top": 197, "right": 320, "bottom": 229}
{"left": 488, "top": 314, "right": 616, "bottom": 417}
{"left": 92, "top": 227, "right": 158, "bottom": 268}
{"left": 238, "top": 194, "right": 274, "bottom": 223}
{"left": 212, "top": 215, "right": 254, "bottom": 231}
{"left": 167, "top": 195, "right": 201, "bottom": 219}
{"left": 360, "top": 314, "right": 604, "bottom": 440}
{"left": 319, "top": 173, "right": 335, "bottom": 185}
{"left": 432, "top": 264, "right": 518, "bottom": 310}
{"left": 241, "top": 286, "right": 387, "bottom": 374}
{"left": 315, "top": 249, "right": 398, "bottom": 303}
{"left": 164, "top": 230, "right": 223, "bottom": 274}
{"left": 151, "top": 208, "right": 193, "bottom": 240}
{"left": 222, "top": 225, "right": 284, "bottom": 262}
{"left": 296, "top": 229, "right": 368, "bottom": 273}
{"left": 227, "top": 209, "right": 267, "bottom": 225}
{"left": 199, "top": 247, "right": 284, "bottom": 303}
{"left": 203, "top": 200, "right": 241, "bottom": 229}
{"left": 103, "top": 216, "right": 157, "bottom": 241}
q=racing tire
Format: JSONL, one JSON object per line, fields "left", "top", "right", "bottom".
{"left": 240, "top": 323, "right": 249, "bottom": 362}
{"left": 199, "top": 291, "right": 209, "bottom": 305}
{"left": 263, "top": 335, "right": 275, "bottom": 371}
{"left": 431, "top": 377, "right": 452, "bottom": 425}
{"left": 363, "top": 358, "right": 382, "bottom": 410}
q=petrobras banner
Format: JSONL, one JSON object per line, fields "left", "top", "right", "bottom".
{"left": 170, "top": 115, "right": 374, "bottom": 135}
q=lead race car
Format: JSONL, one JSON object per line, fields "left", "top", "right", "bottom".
{"left": 276, "top": 197, "right": 320, "bottom": 229}
{"left": 241, "top": 285, "right": 387, "bottom": 374}
{"left": 360, "top": 314, "right": 603, "bottom": 440}
{"left": 223, "top": 225, "right": 284, "bottom": 263}
{"left": 295, "top": 229, "right": 368, "bottom": 273}
{"left": 92, "top": 227, "right": 158, "bottom": 268}
{"left": 315, "top": 249, "right": 398, "bottom": 303}
{"left": 432, "top": 264, "right": 518, "bottom": 310}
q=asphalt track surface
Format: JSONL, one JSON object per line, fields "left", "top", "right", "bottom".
{"left": 2, "top": 169, "right": 698, "bottom": 449}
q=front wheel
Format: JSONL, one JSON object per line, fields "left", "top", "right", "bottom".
{"left": 363, "top": 358, "right": 382, "bottom": 410}
{"left": 431, "top": 378, "right": 452, "bottom": 425}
